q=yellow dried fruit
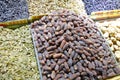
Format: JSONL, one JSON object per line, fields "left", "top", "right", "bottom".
{"left": 0, "top": 26, "right": 39, "bottom": 79}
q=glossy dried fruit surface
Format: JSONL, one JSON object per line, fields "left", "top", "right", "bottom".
{"left": 0, "top": 26, "right": 39, "bottom": 80}
{"left": 31, "top": 10, "right": 120, "bottom": 80}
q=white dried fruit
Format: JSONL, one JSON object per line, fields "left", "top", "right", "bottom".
{"left": 117, "top": 41, "right": 120, "bottom": 47}
{"left": 115, "top": 51, "right": 120, "bottom": 58}
{"left": 103, "top": 32, "right": 109, "bottom": 38}
{"left": 108, "top": 40, "right": 113, "bottom": 46}
{"left": 110, "top": 45, "right": 114, "bottom": 51}
{"left": 31, "top": 62, "right": 37, "bottom": 67}
{"left": 115, "top": 33, "right": 120, "bottom": 40}
{"left": 97, "top": 18, "right": 120, "bottom": 62}
{"left": 113, "top": 45, "right": 119, "bottom": 51}
{"left": 100, "top": 27, "right": 107, "bottom": 33}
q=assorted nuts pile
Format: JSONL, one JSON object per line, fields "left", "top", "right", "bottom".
{"left": 31, "top": 10, "right": 120, "bottom": 80}
{"left": 96, "top": 19, "right": 120, "bottom": 63}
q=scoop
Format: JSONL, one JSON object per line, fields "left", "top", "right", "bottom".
{"left": 0, "top": 15, "right": 45, "bottom": 29}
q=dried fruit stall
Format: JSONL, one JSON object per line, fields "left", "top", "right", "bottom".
{"left": 0, "top": 0, "right": 120, "bottom": 80}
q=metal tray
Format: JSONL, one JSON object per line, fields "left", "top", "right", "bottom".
{"left": 97, "top": 27, "right": 120, "bottom": 65}
{"left": 30, "top": 28, "right": 43, "bottom": 80}
{"left": 30, "top": 21, "right": 120, "bottom": 80}
{"left": 96, "top": 19, "right": 120, "bottom": 65}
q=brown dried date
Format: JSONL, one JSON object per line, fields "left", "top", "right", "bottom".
{"left": 55, "top": 36, "right": 64, "bottom": 44}
{"left": 43, "top": 75, "right": 47, "bottom": 80}
{"left": 60, "top": 40, "right": 66, "bottom": 49}
{"left": 57, "top": 59, "right": 66, "bottom": 65}
{"left": 51, "top": 71, "right": 56, "bottom": 79}
{"left": 43, "top": 65, "right": 52, "bottom": 71}
{"left": 55, "top": 65, "right": 59, "bottom": 71}
{"left": 47, "top": 45, "right": 56, "bottom": 51}
{"left": 53, "top": 53, "right": 62, "bottom": 58}
{"left": 70, "top": 73, "right": 80, "bottom": 79}
{"left": 62, "top": 42, "right": 69, "bottom": 50}
{"left": 54, "top": 74, "right": 62, "bottom": 80}
{"left": 64, "top": 62, "right": 70, "bottom": 72}
{"left": 88, "top": 62, "right": 95, "bottom": 70}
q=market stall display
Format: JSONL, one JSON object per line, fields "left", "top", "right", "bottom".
{"left": 31, "top": 10, "right": 120, "bottom": 80}
{"left": 0, "top": 0, "right": 120, "bottom": 80}
{"left": 0, "top": 0, "right": 29, "bottom": 22}
{"left": 27, "top": 0, "right": 86, "bottom": 16}
{"left": 96, "top": 19, "right": 120, "bottom": 63}
{"left": 0, "top": 26, "right": 39, "bottom": 80}
{"left": 82, "top": 0, "right": 120, "bottom": 15}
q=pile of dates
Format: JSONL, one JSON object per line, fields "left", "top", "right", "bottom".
{"left": 31, "top": 10, "right": 120, "bottom": 80}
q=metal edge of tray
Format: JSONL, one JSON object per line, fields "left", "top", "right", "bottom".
{"left": 30, "top": 27, "right": 43, "bottom": 80}
{"left": 97, "top": 26, "right": 119, "bottom": 65}
{"left": 95, "top": 18, "right": 120, "bottom": 65}
{"left": 96, "top": 25, "right": 120, "bottom": 79}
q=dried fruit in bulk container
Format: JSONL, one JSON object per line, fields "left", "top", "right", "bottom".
{"left": 96, "top": 18, "right": 120, "bottom": 63}
{"left": 30, "top": 10, "right": 120, "bottom": 80}
{"left": 27, "top": 0, "right": 87, "bottom": 16}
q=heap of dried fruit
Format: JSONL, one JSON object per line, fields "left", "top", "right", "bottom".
{"left": 0, "top": 26, "right": 39, "bottom": 80}
{"left": 82, "top": 0, "right": 120, "bottom": 15}
{"left": 0, "top": 0, "right": 29, "bottom": 22}
{"left": 27, "top": 0, "right": 86, "bottom": 16}
{"left": 96, "top": 18, "right": 120, "bottom": 62}
{"left": 31, "top": 10, "right": 120, "bottom": 80}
